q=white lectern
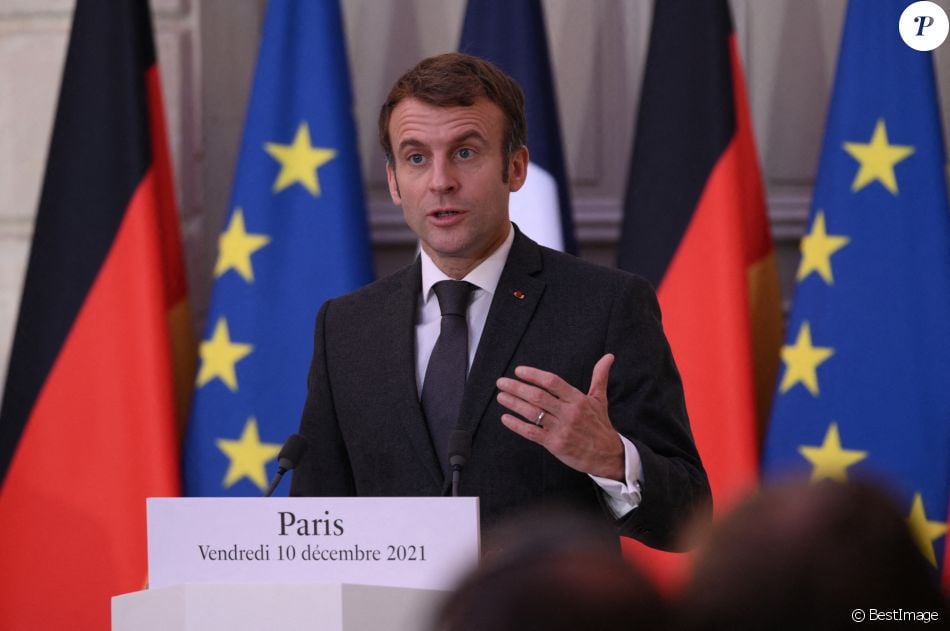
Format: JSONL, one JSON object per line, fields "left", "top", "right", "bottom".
{"left": 112, "top": 497, "right": 480, "bottom": 631}
{"left": 112, "top": 583, "right": 447, "bottom": 631}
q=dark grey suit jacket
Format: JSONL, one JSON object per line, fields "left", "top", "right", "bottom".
{"left": 290, "top": 228, "right": 710, "bottom": 550}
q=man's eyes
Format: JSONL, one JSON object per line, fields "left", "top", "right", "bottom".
{"left": 403, "top": 148, "right": 475, "bottom": 165}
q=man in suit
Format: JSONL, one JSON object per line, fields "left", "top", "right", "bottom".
{"left": 291, "top": 53, "right": 709, "bottom": 551}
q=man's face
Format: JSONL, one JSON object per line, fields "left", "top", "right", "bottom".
{"left": 386, "top": 97, "right": 528, "bottom": 276}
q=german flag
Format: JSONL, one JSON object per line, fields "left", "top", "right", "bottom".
{"left": 0, "top": 1, "right": 193, "bottom": 627}
{"left": 617, "top": 0, "right": 782, "bottom": 589}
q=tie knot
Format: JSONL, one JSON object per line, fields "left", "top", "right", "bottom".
{"left": 432, "top": 280, "right": 474, "bottom": 316}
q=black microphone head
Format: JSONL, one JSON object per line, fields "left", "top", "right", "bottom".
{"left": 448, "top": 430, "right": 472, "bottom": 469}
{"left": 277, "top": 433, "right": 309, "bottom": 471}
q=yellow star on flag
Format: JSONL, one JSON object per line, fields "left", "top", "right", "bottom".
{"left": 906, "top": 493, "right": 947, "bottom": 567}
{"left": 214, "top": 208, "right": 271, "bottom": 282}
{"left": 797, "top": 423, "right": 867, "bottom": 482}
{"left": 797, "top": 210, "right": 850, "bottom": 285}
{"left": 196, "top": 318, "right": 253, "bottom": 392}
{"left": 779, "top": 321, "right": 834, "bottom": 396}
{"left": 264, "top": 121, "right": 337, "bottom": 196}
{"left": 216, "top": 418, "right": 282, "bottom": 491}
{"left": 842, "top": 118, "right": 914, "bottom": 194}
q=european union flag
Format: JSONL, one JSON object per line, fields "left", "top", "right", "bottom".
{"left": 183, "top": 0, "right": 373, "bottom": 496}
{"left": 763, "top": 0, "right": 950, "bottom": 575}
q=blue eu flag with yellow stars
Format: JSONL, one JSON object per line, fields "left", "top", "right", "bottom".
{"left": 763, "top": 0, "right": 950, "bottom": 576}
{"left": 183, "top": 0, "right": 373, "bottom": 496}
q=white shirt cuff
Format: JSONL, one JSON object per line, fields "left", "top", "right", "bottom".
{"left": 589, "top": 434, "right": 643, "bottom": 518}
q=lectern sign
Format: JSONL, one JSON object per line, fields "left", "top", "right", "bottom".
{"left": 146, "top": 497, "right": 480, "bottom": 590}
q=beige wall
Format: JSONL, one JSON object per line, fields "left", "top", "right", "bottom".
{"left": 2, "top": 0, "right": 947, "bottom": 388}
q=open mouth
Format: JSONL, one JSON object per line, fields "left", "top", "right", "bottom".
{"left": 434, "top": 210, "right": 461, "bottom": 218}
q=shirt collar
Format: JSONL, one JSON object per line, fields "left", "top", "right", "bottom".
{"left": 420, "top": 223, "right": 514, "bottom": 303}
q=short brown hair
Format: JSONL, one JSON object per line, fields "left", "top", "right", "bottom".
{"left": 378, "top": 52, "right": 527, "bottom": 177}
{"left": 677, "top": 480, "right": 948, "bottom": 630}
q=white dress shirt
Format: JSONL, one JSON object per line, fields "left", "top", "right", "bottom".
{"left": 414, "top": 224, "right": 643, "bottom": 517}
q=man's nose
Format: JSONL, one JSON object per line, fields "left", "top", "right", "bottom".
{"left": 429, "top": 157, "right": 458, "bottom": 194}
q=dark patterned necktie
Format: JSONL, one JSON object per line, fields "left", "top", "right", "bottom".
{"left": 421, "top": 280, "right": 474, "bottom": 473}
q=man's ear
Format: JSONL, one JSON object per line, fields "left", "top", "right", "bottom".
{"left": 386, "top": 161, "right": 402, "bottom": 205}
{"left": 508, "top": 145, "right": 529, "bottom": 193}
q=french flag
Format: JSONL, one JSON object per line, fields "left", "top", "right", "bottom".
{"left": 460, "top": 0, "right": 577, "bottom": 254}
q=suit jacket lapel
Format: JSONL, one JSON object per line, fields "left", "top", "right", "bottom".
{"left": 381, "top": 259, "right": 445, "bottom": 488}
{"left": 457, "top": 230, "right": 546, "bottom": 438}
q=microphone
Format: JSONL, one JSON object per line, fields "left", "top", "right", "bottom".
{"left": 448, "top": 430, "right": 472, "bottom": 497}
{"left": 264, "top": 433, "right": 309, "bottom": 497}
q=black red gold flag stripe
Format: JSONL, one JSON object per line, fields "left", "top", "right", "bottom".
{"left": 617, "top": 0, "right": 782, "bottom": 589}
{"left": 0, "top": 0, "right": 193, "bottom": 627}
